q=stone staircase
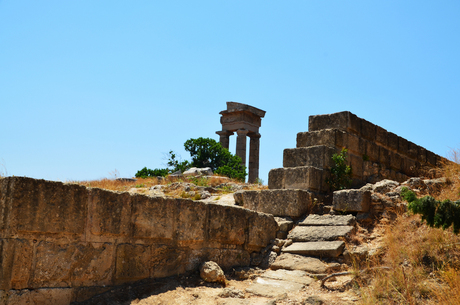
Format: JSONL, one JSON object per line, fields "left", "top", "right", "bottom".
{"left": 234, "top": 113, "right": 367, "bottom": 260}
{"left": 282, "top": 214, "right": 356, "bottom": 258}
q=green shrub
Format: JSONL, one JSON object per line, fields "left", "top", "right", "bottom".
{"left": 402, "top": 187, "right": 460, "bottom": 234}
{"left": 184, "top": 137, "right": 246, "bottom": 181}
{"left": 135, "top": 167, "right": 169, "bottom": 178}
{"left": 326, "top": 148, "right": 353, "bottom": 191}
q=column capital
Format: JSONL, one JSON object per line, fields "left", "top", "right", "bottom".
{"left": 236, "top": 129, "right": 249, "bottom": 136}
{"left": 216, "top": 130, "right": 234, "bottom": 136}
{"left": 249, "top": 132, "right": 261, "bottom": 139}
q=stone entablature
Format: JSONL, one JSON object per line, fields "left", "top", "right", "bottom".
{"left": 0, "top": 177, "right": 277, "bottom": 304}
{"left": 217, "top": 102, "right": 266, "bottom": 183}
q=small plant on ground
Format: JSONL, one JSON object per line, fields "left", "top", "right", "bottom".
{"left": 326, "top": 148, "right": 353, "bottom": 191}
{"left": 402, "top": 187, "right": 460, "bottom": 234}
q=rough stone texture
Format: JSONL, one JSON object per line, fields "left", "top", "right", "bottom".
{"left": 333, "top": 189, "right": 371, "bottom": 212}
{"left": 268, "top": 166, "right": 329, "bottom": 192}
{"left": 270, "top": 253, "right": 328, "bottom": 274}
{"left": 200, "top": 261, "right": 226, "bottom": 283}
{"left": 241, "top": 189, "right": 315, "bottom": 218}
{"left": 274, "top": 217, "right": 294, "bottom": 232}
{"left": 0, "top": 176, "right": 277, "bottom": 304}
{"left": 183, "top": 167, "right": 213, "bottom": 176}
{"left": 261, "top": 269, "right": 313, "bottom": 285}
{"left": 287, "top": 226, "right": 354, "bottom": 242}
{"left": 282, "top": 241, "right": 345, "bottom": 258}
{"left": 297, "top": 214, "right": 356, "bottom": 226}
{"left": 283, "top": 146, "right": 337, "bottom": 168}
{"left": 246, "top": 277, "right": 305, "bottom": 298}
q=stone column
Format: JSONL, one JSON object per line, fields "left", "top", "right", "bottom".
{"left": 236, "top": 129, "right": 249, "bottom": 168}
{"left": 248, "top": 133, "right": 261, "bottom": 183}
{"left": 216, "top": 130, "right": 233, "bottom": 149}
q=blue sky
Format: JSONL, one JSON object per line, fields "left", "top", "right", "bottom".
{"left": 1, "top": 1, "right": 459, "bottom": 182}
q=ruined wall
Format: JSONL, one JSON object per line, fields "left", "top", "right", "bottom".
{"left": 0, "top": 177, "right": 277, "bottom": 304}
{"left": 296, "top": 111, "right": 445, "bottom": 186}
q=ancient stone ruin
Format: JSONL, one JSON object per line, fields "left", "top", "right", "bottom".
{"left": 0, "top": 177, "right": 277, "bottom": 303}
{"left": 0, "top": 110, "right": 447, "bottom": 304}
{"left": 236, "top": 111, "right": 445, "bottom": 218}
{"left": 216, "top": 102, "right": 266, "bottom": 183}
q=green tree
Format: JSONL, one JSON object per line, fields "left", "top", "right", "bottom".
{"left": 184, "top": 137, "right": 246, "bottom": 181}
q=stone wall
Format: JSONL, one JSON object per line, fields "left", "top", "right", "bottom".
{"left": 0, "top": 177, "right": 277, "bottom": 304}
{"left": 291, "top": 111, "right": 444, "bottom": 188}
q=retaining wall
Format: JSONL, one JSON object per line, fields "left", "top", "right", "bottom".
{"left": 0, "top": 177, "right": 277, "bottom": 304}
{"left": 296, "top": 111, "right": 445, "bottom": 185}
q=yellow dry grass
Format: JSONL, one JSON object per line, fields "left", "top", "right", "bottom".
{"left": 357, "top": 148, "right": 460, "bottom": 304}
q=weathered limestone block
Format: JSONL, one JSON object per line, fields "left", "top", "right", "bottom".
{"left": 282, "top": 241, "right": 345, "bottom": 258}
{"left": 333, "top": 189, "right": 371, "bottom": 212}
{"left": 268, "top": 166, "right": 328, "bottom": 192}
{"left": 298, "top": 214, "right": 356, "bottom": 226}
{"left": 274, "top": 217, "right": 294, "bottom": 232}
{"left": 0, "top": 239, "right": 33, "bottom": 290}
{"left": 309, "top": 111, "right": 360, "bottom": 135}
{"left": 387, "top": 132, "right": 399, "bottom": 152}
{"left": 247, "top": 212, "right": 278, "bottom": 251}
{"left": 4, "top": 177, "right": 87, "bottom": 237}
{"left": 365, "top": 141, "right": 379, "bottom": 162}
{"left": 398, "top": 136, "right": 409, "bottom": 156}
{"left": 131, "top": 195, "right": 176, "bottom": 240}
{"left": 361, "top": 119, "right": 376, "bottom": 141}
{"left": 150, "top": 245, "right": 197, "bottom": 279}
{"left": 241, "top": 189, "right": 314, "bottom": 218}
{"left": 70, "top": 242, "right": 114, "bottom": 287}
{"left": 207, "top": 204, "right": 247, "bottom": 245}
{"left": 283, "top": 145, "right": 336, "bottom": 168}
{"left": 296, "top": 129, "right": 346, "bottom": 148}
{"left": 288, "top": 226, "right": 354, "bottom": 242}
{"left": 207, "top": 249, "right": 251, "bottom": 270}
{"left": 89, "top": 189, "right": 132, "bottom": 238}
{"left": 375, "top": 125, "right": 388, "bottom": 146}
{"left": 176, "top": 199, "right": 207, "bottom": 245}
{"left": 115, "top": 243, "right": 150, "bottom": 284}
{"left": 271, "top": 253, "right": 328, "bottom": 274}
{"left": 32, "top": 241, "right": 75, "bottom": 288}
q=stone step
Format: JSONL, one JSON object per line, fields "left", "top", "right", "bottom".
{"left": 234, "top": 189, "right": 316, "bottom": 218}
{"left": 283, "top": 145, "right": 338, "bottom": 168}
{"left": 288, "top": 225, "right": 354, "bottom": 242}
{"left": 282, "top": 241, "right": 345, "bottom": 258}
{"left": 268, "top": 166, "right": 329, "bottom": 193}
{"left": 297, "top": 214, "right": 356, "bottom": 226}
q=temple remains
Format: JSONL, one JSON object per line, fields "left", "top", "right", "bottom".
{"left": 216, "top": 102, "right": 266, "bottom": 183}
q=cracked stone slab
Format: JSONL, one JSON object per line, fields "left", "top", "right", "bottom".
{"left": 217, "top": 298, "right": 274, "bottom": 305}
{"left": 288, "top": 225, "right": 354, "bottom": 242}
{"left": 270, "top": 253, "right": 328, "bottom": 274}
{"left": 297, "top": 214, "right": 356, "bottom": 226}
{"left": 261, "top": 269, "right": 313, "bottom": 285}
{"left": 245, "top": 277, "right": 305, "bottom": 298}
{"left": 282, "top": 241, "right": 345, "bottom": 257}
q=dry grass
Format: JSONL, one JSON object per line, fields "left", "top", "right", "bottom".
{"left": 357, "top": 214, "right": 460, "bottom": 305}
{"left": 71, "top": 175, "right": 267, "bottom": 197}
{"left": 437, "top": 148, "right": 460, "bottom": 201}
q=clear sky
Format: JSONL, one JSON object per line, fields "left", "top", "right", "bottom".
{"left": 1, "top": 1, "right": 459, "bottom": 183}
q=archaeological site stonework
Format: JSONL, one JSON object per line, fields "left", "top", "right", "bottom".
{"left": 216, "top": 102, "right": 266, "bottom": 183}
{"left": 0, "top": 177, "right": 277, "bottom": 304}
{"left": 236, "top": 111, "right": 445, "bottom": 218}
{"left": 0, "top": 110, "right": 446, "bottom": 304}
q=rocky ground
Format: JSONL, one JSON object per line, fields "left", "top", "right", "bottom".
{"left": 79, "top": 176, "right": 446, "bottom": 305}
